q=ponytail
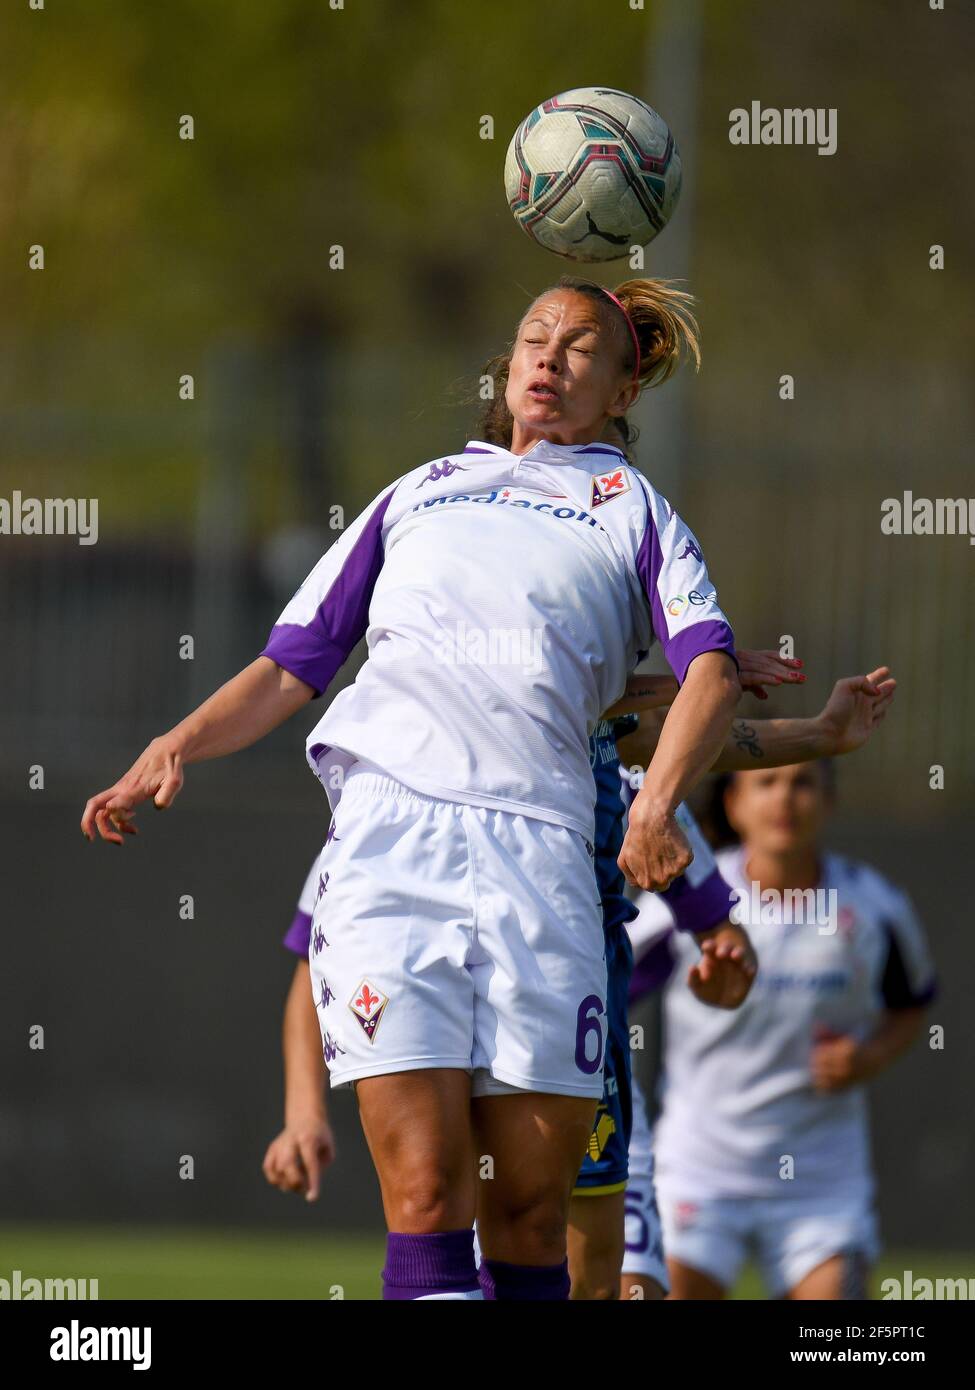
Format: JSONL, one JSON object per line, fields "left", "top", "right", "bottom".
{"left": 611, "top": 276, "right": 701, "bottom": 389}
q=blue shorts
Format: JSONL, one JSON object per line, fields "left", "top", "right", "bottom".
{"left": 573, "top": 913, "right": 634, "bottom": 1194}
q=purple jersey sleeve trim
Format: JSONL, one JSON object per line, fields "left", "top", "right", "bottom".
{"left": 260, "top": 488, "right": 395, "bottom": 697}
{"left": 635, "top": 507, "right": 674, "bottom": 663}
{"left": 660, "top": 866, "right": 734, "bottom": 934}
{"left": 283, "top": 908, "right": 312, "bottom": 957}
{"left": 261, "top": 625, "right": 347, "bottom": 697}
{"left": 634, "top": 512, "right": 737, "bottom": 685}
{"left": 664, "top": 620, "right": 738, "bottom": 688}
{"left": 628, "top": 935, "right": 677, "bottom": 1004}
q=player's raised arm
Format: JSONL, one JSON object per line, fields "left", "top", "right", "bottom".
{"left": 617, "top": 667, "right": 896, "bottom": 777}
{"left": 81, "top": 479, "right": 400, "bottom": 845}
{"left": 601, "top": 673, "right": 679, "bottom": 717}
{"left": 714, "top": 668, "right": 895, "bottom": 772}
{"left": 604, "top": 647, "right": 804, "bottom": 717}
{"left": 620, "top": 649, "right": 740, "bottom": 892}
{"left": 80, "top": 657, "right": 314, "bottom": 843}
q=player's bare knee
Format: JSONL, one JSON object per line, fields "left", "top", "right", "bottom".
{"left": 497, "top": 1200, "right": 567, "bottom": 1262}
{"left": 393, "top": 1170, "right": 466, "bottom": 1231}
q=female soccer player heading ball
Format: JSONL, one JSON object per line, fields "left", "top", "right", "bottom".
{"left": 82, "top": 277, "right": 742, "bottom": 1300}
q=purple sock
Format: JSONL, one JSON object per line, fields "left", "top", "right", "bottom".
{"left": 382, "top": 1230, "right": 481, "bottom": 1300}
{"left": 478, "top": 1257, "right": 571, "bottom": 1301}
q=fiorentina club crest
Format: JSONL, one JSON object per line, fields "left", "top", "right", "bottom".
{"left": 590, "top": 467, "right": 632, "bottom": 508}
{"left": 348, "top": 980, "right": 389, "bottom": 1043}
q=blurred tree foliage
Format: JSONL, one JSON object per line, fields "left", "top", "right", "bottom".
{"left": 0, "top": 0, "right": 646, "bottom": 528}
{"left": 1, "top": 0, "right": 972, "bottom": 529}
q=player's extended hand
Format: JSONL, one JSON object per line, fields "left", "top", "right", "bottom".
{"left": 737, "top": 649, "right": 805, "bottom": 701}
{"left": 688, "top": 922, "right": 758, "bottom": 1009}
{"left": 816, "top": 667, "right": 896, "bottom": 756}
{"left": 810, "top": 1029, "right": 868, "bottom": 1093}
{"left": 618, "top": 800, "right": 693, "bottom": 893}
{"left": 80, "top": 736, "right": 186, "bottom": 844}
{"left": 262, "top": 1117, "right": 336, "bottom": 1202}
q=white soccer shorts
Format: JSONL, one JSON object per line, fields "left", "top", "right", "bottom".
{"left": 654, "top": 1184, "right": 880, "bottom": 1296}
{"left": 621, "top": 1076, "right": 669, "bottom": 1293}
{"left": 308, "top": 762, "right": 607, "bottom": 1096}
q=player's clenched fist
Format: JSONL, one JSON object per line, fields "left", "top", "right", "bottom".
{"left": 618, "top": 799, "right": 693, "bottom": 892}
{"left": 80, "top": 735, "right": 185, "bottom": 844}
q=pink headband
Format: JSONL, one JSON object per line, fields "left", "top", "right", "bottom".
{"left": 600, "top": 288, "right": 642, "bottom": 382}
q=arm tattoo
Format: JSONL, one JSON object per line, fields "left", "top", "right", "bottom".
{"left": 732, "top": 718, "right": 764, "bottom": 760}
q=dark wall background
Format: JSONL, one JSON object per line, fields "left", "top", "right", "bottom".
{"left": 3, "top": 784, "right": 971, "bottom": 1248}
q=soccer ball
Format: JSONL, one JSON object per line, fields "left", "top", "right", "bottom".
{"left": 504, "top": 86, "right": 682, "bottom": 263}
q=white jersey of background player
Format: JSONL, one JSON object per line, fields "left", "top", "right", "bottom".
{"left": 626, "top": 828, "right": 935, "bottom": 1298}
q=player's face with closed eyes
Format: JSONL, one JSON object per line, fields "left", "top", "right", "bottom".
{"left": 506, "top": 292, "right": 636, "bottom": 444}
{"left": 725, "top": 763, "right": 831, "bottom": 856}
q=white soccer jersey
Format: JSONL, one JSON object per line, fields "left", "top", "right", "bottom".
{"left": 649, "top": 847, "right": 936, "bottom": 1200}
{"left": 261, "top": 438, "right": 736, "bottom": 841}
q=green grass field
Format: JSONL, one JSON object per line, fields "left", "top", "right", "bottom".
{"left": 2, "top": 1225, "right": 972, "bottom": 1300}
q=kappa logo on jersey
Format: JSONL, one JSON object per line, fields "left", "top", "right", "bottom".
{"left": 678, "top": 539, "right": 703, "bottom": 563}
{"left": 349, "top": 979, "right": 389, "bottom": 1042}
{"left": 320, "top": 978, "right": 335, "bottom": 1008}
{"left": 590, "top": 467, "right": 632, "bottom": 508}
{"left": 312, "top": 924, "right": 328, "bottom": 955}
{"left": 416, "top": 460, "right": 467, "bottom": 489}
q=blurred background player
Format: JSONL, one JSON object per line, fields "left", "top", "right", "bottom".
{"left": 623, "top": 703, "right": 934, "bottom": 1299}
{"left": 618, "top": 667, "right": 901, "bottom": 1299}
{"left": 262, "top": 849, "right": 336, "bottom": 1204}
